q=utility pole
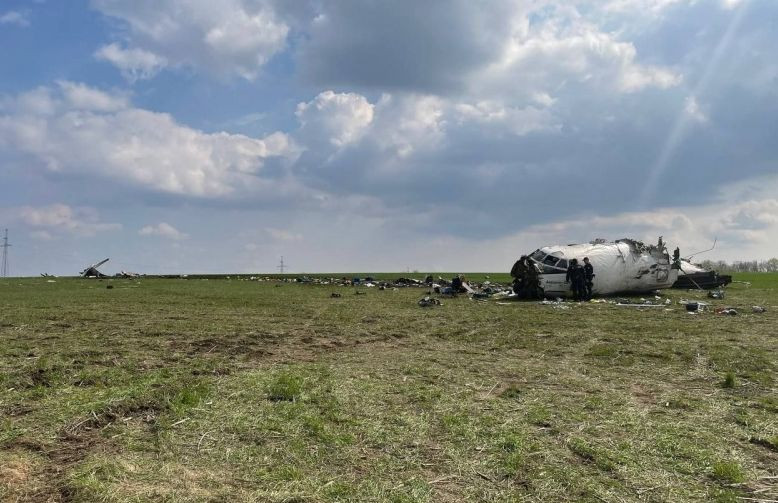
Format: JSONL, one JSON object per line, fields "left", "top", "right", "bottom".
{"left": 1, "top": 229, "right": 10, "bottom": 278}
{"left": 277, "top": 256, "right": 286, "bottom": 275}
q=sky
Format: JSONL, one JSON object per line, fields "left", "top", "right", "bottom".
{"left": 1, "top": 0, "right": 777, "bottom": 276}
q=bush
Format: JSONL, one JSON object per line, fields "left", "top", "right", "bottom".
{"left": 712, "top": 460, "right": 745, "bottom": 484}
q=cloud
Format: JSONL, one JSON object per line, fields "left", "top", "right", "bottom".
{"left": 11, "top": 204, "right": 121, "bottom": 237}
{"left": 91, "top": 0, "right": 289, "bottom": 79}
{"left": 298, "top": 1, "right": 681, "bottom": 98}
{"left": 0, "top": 11, "right": 30, "bottom": 27}
{"left": 139, "top": 222, "right": 188, "bottom": 239}
{"left": 57, "top": 81, "right": 129, "bottom": 112}
{"left": 296, "top": 91, "right": 374, "bottom": 148}
{"left": 94, "top": 43, "right": 168, "bottom": 81}
{"left": 0, "top": 82, "right": 299, "bottom": 198}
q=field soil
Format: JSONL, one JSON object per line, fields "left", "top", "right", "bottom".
{"left": 1, "top": 273, "right": 776, "bottom": 502}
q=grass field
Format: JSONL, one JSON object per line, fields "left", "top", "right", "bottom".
{"left": 1, "top": 273, "right": 776, "bottom": 502}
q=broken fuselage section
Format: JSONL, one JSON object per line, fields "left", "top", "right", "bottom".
{"left": 511, "top": 238, "right": 680, "bottom": 298}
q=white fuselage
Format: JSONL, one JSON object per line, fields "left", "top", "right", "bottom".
{"left": 529, "top": 241, "right": 678, "bottom": 297}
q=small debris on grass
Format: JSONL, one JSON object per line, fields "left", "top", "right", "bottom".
{"left": 715, "top": 307, "right": 738, "bottom": 316}
{"left": 752, "top": 305, "right": 767, "bottom": 313}
{"left": 330, "top": 293, "right": 341, "bottom": 298}
{"left": 418, "top": 296, "right": 442, "bottom": 307}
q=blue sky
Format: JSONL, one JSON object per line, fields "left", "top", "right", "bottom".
{"left": 1, "top": 0, "right": 776, "bottom": 275}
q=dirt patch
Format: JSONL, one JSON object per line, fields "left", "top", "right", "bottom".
{"left": 5, "top": 400, "right": 163, "bottom": 502}
{"left": 0, "top": 458, "right": 33, "bottom": 485}
{"left": 631, "top": 383, "right": 657, "bottom": 405}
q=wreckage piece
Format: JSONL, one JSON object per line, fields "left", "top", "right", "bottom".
{"left": 80, "top": 258, "right": 109, "bottom": 278}
{"left": 418, "top": 296, "right": 442, "bottom": 307}
{"left": 116, "top": 270, "right": 141, "bottom": 278}
{"left": 672, "top": 260, "right": 732, "bottom": 290}
{"left": 511, "top": 238, "right": 679, "bottom": 299}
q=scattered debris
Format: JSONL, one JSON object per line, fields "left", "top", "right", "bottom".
{"left": 715, "top": 307, "right": 738, "bottom": 316}
{"left": 752, "top": 306, "right": 767, "bottom": 313}
{"left": 418, "top": 296, "right": 442, "bottom": 307}
{"left": 330, "top": 293, "right": 341, "bottom": 298}
{"left": 707, "top": 289, "right": 725, "bottom": 299}
{"left": 116, "top": 270, "right": 142, "bottom": 279}
{"left": 681, "top": 300, "right": 708, "bottom": 313}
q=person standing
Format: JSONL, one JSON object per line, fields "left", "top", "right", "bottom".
{"left": 583, "top": 257, "right": 595, "bottom": 300}
{"left": 566, "top": 258, "right": 585, "bottom": 301}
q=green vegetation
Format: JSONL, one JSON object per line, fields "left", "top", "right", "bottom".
{"left": 723, "top": 370, "right": 736, "bottom": 389}
{"left": 1, "top": 273, "right": 776, "bottom": 502}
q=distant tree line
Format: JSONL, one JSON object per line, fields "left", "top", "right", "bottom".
{"left": 698, "top": 258, "right": 778, "bottom": 273}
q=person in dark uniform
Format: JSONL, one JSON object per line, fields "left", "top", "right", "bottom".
{"left": 583, "top": 257, "right": 595, "bottom": 300}
{"left": 510, "top": 255, "right": 528, "bottom": 295}
{"left": 526, "top": 258, "right": 541, "bottom": 298}
{"left": 566, "top": 258, "right": 586, "bottom": 301}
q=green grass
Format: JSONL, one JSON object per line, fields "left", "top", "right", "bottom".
{"left": 1, "top": 273, "right": 777, "bottom": 502}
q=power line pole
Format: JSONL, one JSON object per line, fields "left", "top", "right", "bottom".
{"left": 277, "top": 256, "right": 286, "bottom": 275}
{"left": 1, "top": 229, "right": 10, "bottom": 278}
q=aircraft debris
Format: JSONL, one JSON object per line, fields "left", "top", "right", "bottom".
{"left": 511, "top": 237, "right": 679, "bottom": 299}
{"left": 683, "top": 301, "right": 709, "bottom": 313}
{"left": 116, "top": 270, "right": 142, "bottom": 279}
{"left": 752, "top": 306, "right": 766, "bottom": 313}
{"left": 715, "top": 307, "right": 738, "bottom": 316}
{"left": 418, "top": 296, "right": 442, "bottom": 307}
{"left": 81, "top": 258, "right": 109, "bottom": 278}
{"left": 673, "top": 260, "right": 732, "bottom": 289}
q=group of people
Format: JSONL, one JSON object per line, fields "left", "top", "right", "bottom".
{"left": 566, "top": 257, "right": 595, "bottom": 301}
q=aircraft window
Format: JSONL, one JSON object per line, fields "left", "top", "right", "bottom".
{"left": 557, "top": 259, "right": 568, "bottom": 269}
{"left": 543, "top": 255, "right": 560, "bottom": 266}
{"left": 530, "top": 250, "right": 545, "bottom": 261}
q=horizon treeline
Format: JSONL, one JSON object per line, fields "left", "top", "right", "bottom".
{"left": 698, "top": 258, "right": 778, "bottom": 273}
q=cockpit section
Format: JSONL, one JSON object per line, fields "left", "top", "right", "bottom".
{"left": 529, "top": 249, "right": 568, "bottom": 274}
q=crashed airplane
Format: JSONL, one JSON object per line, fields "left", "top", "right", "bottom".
{"left": 80, "top": 258, "right": 109, "bottom": 278}
{"left": 511, "top": 238, "right": 680, "bottom": 298}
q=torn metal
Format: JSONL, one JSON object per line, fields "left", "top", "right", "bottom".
{"left": 672, "top": 259, "right": 732, "bottom": 290}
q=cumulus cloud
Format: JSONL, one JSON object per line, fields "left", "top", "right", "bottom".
{"left": 298, "top": 1, "right": 681, "bottom": 99}
{"left": 94, "top": 43, "right": 167, "bottom": 81}
{"left": 10, "top": 204, "right": 121, "bottom": 237}
{"left": 91, "top": 0, "right": 289, "bottom": 79}
{"left": 139, "top": 222, "right": 188, "bottom": 239}
{"left": 477, "top": 11, "right": 682, "bottom": 98}
{"left": 296, "top": 91, "right": 374, "bottom": 148}
{"left": 0, "top": 82, "right": 298, "bottom": 198}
